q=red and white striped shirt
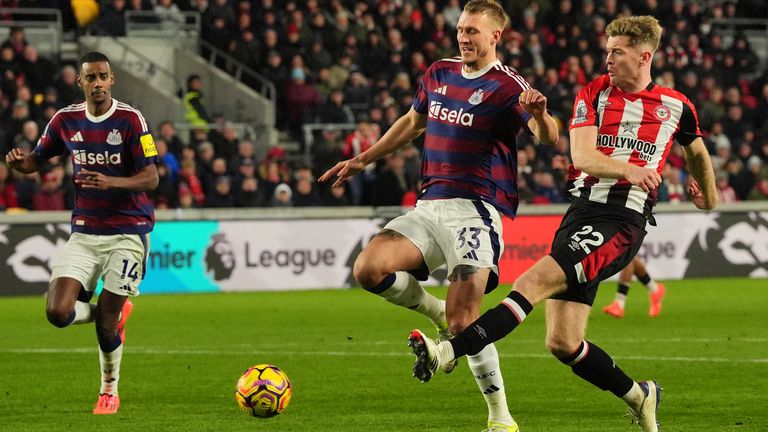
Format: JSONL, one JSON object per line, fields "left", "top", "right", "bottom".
{"left": 568, "top": 75, "right": 701, "bottom": 215}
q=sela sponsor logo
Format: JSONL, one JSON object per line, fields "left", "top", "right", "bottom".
{"left": 653, "top": 104, "right": 671, "bottom": 122}
{"left": 72, "top": 149, "right": 122, "bottom": 165}
{"left": 428, "top": 101, "right": 475, "bottom": 126}
{"left": 597, "top": 134, "right": 658, "bottom": 162}
{"left": 245, "top": 243, "right": 336, "bottom": 275}
{"left": 106, "top": 129, "right": 123, "bottom": 145}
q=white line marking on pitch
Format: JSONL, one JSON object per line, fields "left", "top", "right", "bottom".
{"left": 3, "top": 347, "right": 767, "bottom": 364}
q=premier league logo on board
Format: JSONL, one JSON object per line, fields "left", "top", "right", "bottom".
{"left": 683, "top": 212, "right": 768, "bottom": 277}
{"left": 205, "top": 233, "right": 236, "bottom": 281}
{"left": 468, "top": 89, "right": 484, "bottom": 105}
{"left": 653, "top": 104, "right": 671, "bottom": 122}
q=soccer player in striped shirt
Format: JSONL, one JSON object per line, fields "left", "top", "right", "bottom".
{"left": 6, "top": 51, "right": 159, "bottom": 414}
{"left": 320, "top": 1, "right": 558, "bottom": 430}
{"left": 408, "top": 16, "right": 717, "bottom": 432}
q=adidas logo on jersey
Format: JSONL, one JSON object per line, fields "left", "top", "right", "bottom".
{"left": 462, "top": 250, "right": 479, "bottom": 260}
{"left": 70, "top": 131, "right": 84, "bottom": 142}
{"left": 428, "top": 101, "right": 474, "bottom": 126}
{"left": 73, "top": 149, "right": 122, "bottom": 166}
{"left": 433, "top": 85, "right": 447, "bottom": 95}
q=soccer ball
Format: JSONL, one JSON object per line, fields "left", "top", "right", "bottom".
{"left": 235, "top": 364, "right": 292, "bottom": 418}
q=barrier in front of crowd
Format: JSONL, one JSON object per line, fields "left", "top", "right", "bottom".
{"left": 0, "top": 203, "right": 766, "bottom": 297}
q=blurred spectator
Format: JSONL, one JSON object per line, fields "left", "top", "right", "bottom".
{"left": 55, "top": 65, "right": 81, "bottom": 106}
{"left": 315, "top": 89, "right": 354, "bottom": 124}
{"left": 97, "top": 0, "right": 127, "bottom": 36}
{"left": 21, "top": 46, "right": 56, "bottom": 94}
{"left": 285, "top": 67, "right": 322, "bottom": 135}
{"left": 235, "top": 176, "right": 265, "bottom": 207}
{"left": 152, "top": 161, "right": 178, "bottom": 209}
{"left": 179, "top": 158, "right": 206, "bottom": 207}
{"left": 1, "top": 100, "right": 31, "bottom": 154}
{"left": 323, "top": 184, "right": 349, "bottom": 206}
{"left": 293, "top": 177, "right": 322, "bottom": 207}
{"left": 271, "top": 182, "right": 293, "bottom": 207}
{"left": 372, "top": 151, "right": 409, "bottom": 207}
{"left": 716, "top": 171, "right": 738, "bottom": 203}
{"left": 211, "top": 122, "right": 240, "bottom": 161}
{"left": 206, "top": 175, "right": 235, "bottom": 207}
{"left": 0, "top": 162, "right": 19, "bottom": 210}
{"left": 157, "top": 120, "right": 186, "bottom": 159}
{"left": 13, "top": 119, "right": 39, "bottom": 152}
{"left": 32, "top": 171, "right": 65, "bottom": 211}
{"left": 155, "top": 138, "right": 180, "bottom": 183}
{"left": 184, "top": 74, "right": 211, "bottom": 131}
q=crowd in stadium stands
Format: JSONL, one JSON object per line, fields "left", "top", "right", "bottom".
{"left": 1, "top": 0, "right": 768, "bottom": 212}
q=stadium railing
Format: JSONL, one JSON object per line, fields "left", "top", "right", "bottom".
{"left": 0, "top": 7, "right": 62, "bottom": 59}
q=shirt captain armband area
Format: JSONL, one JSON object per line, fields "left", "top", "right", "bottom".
{"left": 140, "top": 134, "right": 158, "bottom": 157}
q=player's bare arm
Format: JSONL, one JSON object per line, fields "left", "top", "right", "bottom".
{"left": 76, "top": 164, "right": 159, "bottom": 191}
{"left": 682, "top": 137, "right": 718, "bottom": 210}
{"left": 521, "top": 89, "right": 559, "bottom": 145}
{"left": 570, "top": 125, "right": 661, "bottom": 192}
{"left": 319, "top": 108, "right": 427, "bottom": 188}
{"left": 5, "top": 148, "right": 40, "bottom": 174}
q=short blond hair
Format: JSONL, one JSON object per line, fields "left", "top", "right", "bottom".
{"left": 464, "top": 0, "right": 509, "bottom": 30}
{"left": 605, "top": 15, "right": 662, "bottom": 52}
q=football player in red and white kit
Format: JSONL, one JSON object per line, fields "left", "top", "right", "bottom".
{"left": 409, "top": 15, "right": 717, "bottom": 432}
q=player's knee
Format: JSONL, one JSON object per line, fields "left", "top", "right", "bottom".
{"left": 545, "top": 335, "right": 579, "bottom": 359}
{"left": 353, "top": 252, "right": 386, "bottom": 290}
{"left": 46, "top": 305, "right": 73, "bottom": 328}
{"left": 447, "top": 314, "right": 474, "bottom": 335}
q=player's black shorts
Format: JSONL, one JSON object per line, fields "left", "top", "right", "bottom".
{"left": 549, "top": 199, "right": 647, "bottom": 306}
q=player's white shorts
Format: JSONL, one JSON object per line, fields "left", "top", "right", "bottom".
{"left": 50, "top": 232, "right": 150, "bottom": 297}
{"left": 384, "top": 198, "right": 504, "bottom": 285}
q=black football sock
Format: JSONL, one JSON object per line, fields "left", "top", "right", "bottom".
{"left": 617, "top": 282, "right": 630, "bottom": 296}
{"left": 558, "top": 340, "right": 634, "bottom": 397}
{"left": 450, "top": 291, "right": 533, "bottom": 358}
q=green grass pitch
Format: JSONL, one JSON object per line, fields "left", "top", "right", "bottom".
{"left": 1, "top": 278, "right": 766, "bottom": 431}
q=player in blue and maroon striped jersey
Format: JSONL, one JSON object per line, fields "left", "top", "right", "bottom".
{"left": 6, "top": 51, "right": 158, "bottom": 415}
{"left": 320, "top": 1, "right": 558, "bottom": 430}
{"left": 410, "top": 16, "right": 718, "bottom": 432}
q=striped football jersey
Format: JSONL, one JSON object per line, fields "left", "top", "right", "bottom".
{"left": 412, "top": 58, "right": 533, "bottom": 218}
{"left": 34, "top": 99, "right": 158, "bottom": 235}
{"left": 568, "top": 75, "right": 702, "bottom": 215}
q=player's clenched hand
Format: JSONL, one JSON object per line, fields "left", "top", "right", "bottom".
{"left": 76, "top": 168, "right": 115, "bottom": 190}
{"left": 519, "top": 89, "right": 548, "bottom": 118}
{"left": 687, "top": 179, "right": 708, "bottom": 209}
{"left": 5, "top": 148, "right": 26, "bottom": 170}
{"left": 626, "top": 165, "right": 661, "bottom": 192}
{"left": 318, "top": 157, "right": 367, "bottom": 188}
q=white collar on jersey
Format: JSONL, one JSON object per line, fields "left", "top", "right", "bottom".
{"left": 461, "top": 59, "right": 501, "bottom": 79}
{"left": 85, "top": 98, "right": 119, "bottom": 123}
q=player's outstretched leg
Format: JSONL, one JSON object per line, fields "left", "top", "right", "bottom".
{"left": 93, "top": 293, "right": 130, "bottom": 414}
{"left": 628, "top": 381, "right": 662, "bottom": 432}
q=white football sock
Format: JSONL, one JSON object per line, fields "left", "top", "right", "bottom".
{"left": 621, "top": 381, "right": 646, "bottom": 411}
{"left": 645, "top": 279, "right": 659, "bottom": 293}
{"left": 99, "top": 344, "right": 123, "bottom": 396}
{"left": 467, "top": 343, "right": 514, "bottom": 425}
{"left": 615, "top": 293, "right": 627, "bottom": 308}
{"left": 379, "top": 271, "right": 444, "bottom": 326}
{"left": 72, "top": 301, "right": 96, "bottom": 324}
